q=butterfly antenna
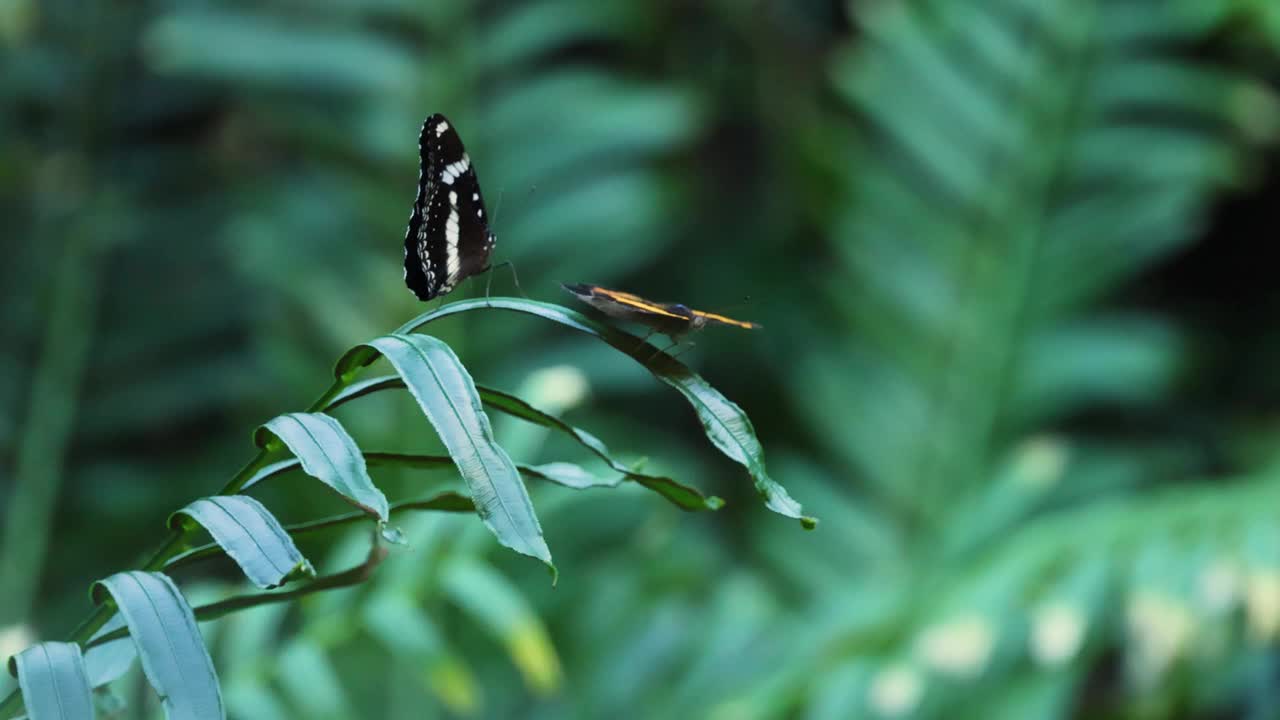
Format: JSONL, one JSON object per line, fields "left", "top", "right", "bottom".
{"left": 485, "top": 183, "right": 537, "bottom": 301}
{"left": 491, "top": 185, "right": 507, "bottom": 229}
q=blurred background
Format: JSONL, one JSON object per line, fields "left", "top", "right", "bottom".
{"left": 3, "top": 0, "right": 1280, "bottom": 717}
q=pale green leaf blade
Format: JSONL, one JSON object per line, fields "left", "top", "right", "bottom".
{"left": 254, "top": 412, "right": 388, "bottom": 520}
{"left": 90, "top": 572, "right": 223, "bottom": 720}
{"left": 357, "top": 334, "right": 553, "bottom": 570}
{"left": 83, "top": 616, "right": 134, "bottom": 688}
{"left": 336, "top": 299, "right": 812, "bottom": 527}
{"left": 12, "top": 643, "right": 93, "bottom": 720}
{"left": 322, "top": 376, "right": 721, "bottom": 511}
{"left": 169, "top": 496, "right": 315, "bottom": 589}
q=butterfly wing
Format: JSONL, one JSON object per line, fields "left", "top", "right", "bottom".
{"left": 683, "top": 309, "right": 761, "bottom": 330}
{"left": 403, "top": 114, "right": 496, "bottom": 301}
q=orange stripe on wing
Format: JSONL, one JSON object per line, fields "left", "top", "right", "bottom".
{"left": 593, "top": 288, "right": 690, "bottom": 320}
{"left": 687, "top": 310, "right": 761, "bottom": 330}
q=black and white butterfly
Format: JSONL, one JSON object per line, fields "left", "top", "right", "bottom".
{"left": 403, "top": 113, "right": 496, "bottom": 301}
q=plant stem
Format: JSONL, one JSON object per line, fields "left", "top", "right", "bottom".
{"left": 0, "top": 236, "right": 103, "bottom": 626}
{"left": 0, "top": 375, "right": 352, "bottom": 719}
{"left": 87, "top": 546, "right": 390, "bottom": 649}
{"left": 163, "top": 490, "right": 473, "bottom": 572}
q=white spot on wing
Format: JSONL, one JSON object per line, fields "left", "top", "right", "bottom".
{"left": 443, "top": 191, "right": 461, "bottom": 280}
{"left": 435, "top": 120, "right": 449, "bottom": 136}
{"left": 440, "top": 155, "right": 470, "bottom": 185}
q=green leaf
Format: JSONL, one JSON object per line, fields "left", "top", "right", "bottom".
{"left": 238, "top": 458, "right": 303, "bottom": 492}
{"left": 322, "top": 374, "right": 404, "bottom": 411}
{"left": 440, "top": 558, "right": 562, "bottom": 694}
{"left": 275, "top": 641, "right": 349, "bottom": 720}
{"left": 362, "top": 591, "right": 445, "bottom": 657}
{"left": 169, "top": 496, "right": 315, "bottom": 589}
{"left": 348, "top": 333, "right": 554, "bottom": 571}
{"left": 164, "top": 489, "right": 475, "bottom": 572}
{"left": 145, "top": 10, "right": 417, "bottom": 95}
{"left": 83, "top": 616, "right": 134, "bottom": 688}
{"left": 254, "top": 412, "right": 389, "bottom": 521}
{"left": 520, "top": 461, "right": 620, "bottom": 489}
{"left": 11, "top": 643, "right": 93, "bottom": 720}
{"left": 324, "top": 376, "right": 721, "bottom": 511}
{"left": 223, "top": 683, "right": 290, "bottom": 720}
{"left": 337, "top": 299, "right": 813, "bottom": 528}
{"left": 90, "top": 572, "right": 224, "bottom": 720}
{"left": 477, "top": 386, "right": 723, "bottom": 511}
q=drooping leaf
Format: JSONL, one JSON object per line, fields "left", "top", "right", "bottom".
{"left": 324, "top": 376, "right": 721, "bottom": 511}
{"left": 476, "top": 386, "right": 723, "bottom": 511}
{"left": 336, "top": 299, "right": 812, "bottom": 527}
{"left": 254, "top": 412, "right": 389, "bottom": 520}
{"left": 344, "top": 333, "right": 554, "bottom": 571}
{"left": 11, "top": 643, "right": 93, "bottom": 720}
{"left": 520, "top": 461, "right": 621, "bottom": 489}
{"left": 90, "top": 572, "right": 224, "bottom": 720}
{"left": 169, "top": 496, "right": 314, "bottom": 589}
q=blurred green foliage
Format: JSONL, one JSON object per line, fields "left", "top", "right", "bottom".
{"left": 3, "top": 0, "right": 1280, "bottom": 717}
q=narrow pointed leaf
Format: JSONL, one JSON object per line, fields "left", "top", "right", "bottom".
{"left": 12, "top": 643, "right": 93, "bottom": 720}
{"left": 169, "top": 496, "right": 314, "bottom": 589}
{"left": 239, "top": 459, "right": 301, "bottom": 492}
{"left": 366, "top": 453, "right": 654, "bottom": 498}
{"left": 84, "top": 616, "right": 134, "bottom": 688}
{"left": 323, "top": 376, "right": 721, "bottom": 511}
{"left": 165, "top": 491, "right": 473, "bottom": 572}
{"left": 351, "top": 333, "right": 553, "bottom": 569}
{"left": 323, "top": 375, "right": 404, "bottom": 411}
{"left": 90, "top": 572, "right": 224, "bottom": 720}
{"left": 254, "top": 412, "right": 389, "bottom": 521}
{"left": 520, "top": 461, "right": 622, "bottom": 489}
{"left": 337, "top": 299, "right": 812, "bottom": 527}
{"left": 476, "top": 386, "right": 722, "bottom": 510}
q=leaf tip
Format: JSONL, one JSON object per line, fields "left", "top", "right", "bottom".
{"left": 291, "top": 560, "right": 318, "bottom": 581}
{"left": 706, "top": 496, "right": 727, "bottom": 510}
{"left": 251, "top": 425, "right": 281, "bottom": 451}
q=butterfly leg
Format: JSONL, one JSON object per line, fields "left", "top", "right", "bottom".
{"left": 502, "top": 261, "right": 527, "bottom": 299}
{"left": 644, "top": 338, "right": 683, "bottom": 363}
{"left": 631, "top": 329, "right": 657, "bottom": 354}
{"left": 668, "top": 341, "right": 696, "bottom": 361}
{"left": 482, "top": 260, "right": 527, "bottom": 300}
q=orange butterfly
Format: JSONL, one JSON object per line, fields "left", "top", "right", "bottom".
{"left": 561, "top": 283, "right": 760, "bottom": 344}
